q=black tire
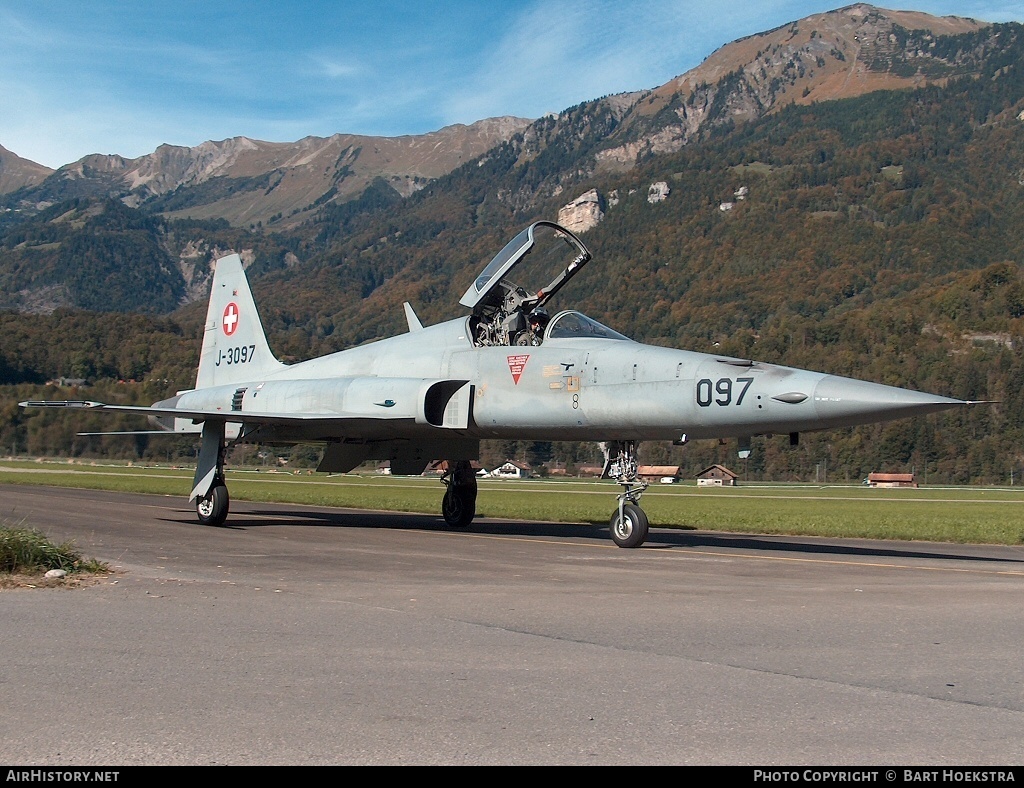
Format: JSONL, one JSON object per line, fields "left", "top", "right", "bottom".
{"left": 442, "top": 487, "right": 476, "bottom": 528}
{"left": 609, "top": 503, "right": 648, "bottom": 548}
{"left": 196, "top": 484, "right": 229, "bottom": 527}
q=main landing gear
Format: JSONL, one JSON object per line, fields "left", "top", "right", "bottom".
{"left": 605, "top": 440, "right": 650, "bottom": 548}
{"left": 196, "top": 479, "right": 229, "bottom": 526}
{"left": 440, "top": 460, "right": 478, "bottom": 528}
{"left": 192, "top": 419, "right": 231, "bottom": 527}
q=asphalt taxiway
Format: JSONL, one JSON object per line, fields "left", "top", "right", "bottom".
{"left": 2, "top": 483, "right": 1022, "bottom": 765}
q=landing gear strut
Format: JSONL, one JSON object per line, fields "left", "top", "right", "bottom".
{"left": 604, "top": 440, "right": 649, "bottom": 548}
{"left": 440, "top": 460, "right": 478, "bottom": 528}
{"left": 191, "top": 419, "right": 230, "bottom": 527}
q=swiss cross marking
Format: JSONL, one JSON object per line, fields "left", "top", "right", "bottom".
{"left": 507, "top": 354, "right": 529, "bottom": 384}
{"left": 223, "top": 302, "right": 240, "bottom": 336}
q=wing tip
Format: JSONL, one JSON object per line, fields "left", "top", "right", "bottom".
{"left": 19, "top": 400, "right": 105, "bottom": 409}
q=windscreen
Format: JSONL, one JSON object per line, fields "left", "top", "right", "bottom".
{"left": 547, "top": 311, "right": 630, "bottom": 341}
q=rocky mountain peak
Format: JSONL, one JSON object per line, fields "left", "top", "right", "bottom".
{"left": 0, "top": 145, "right": 55, "bottom": 193}
{"left": 594, "top": 4, "right": 985, "bottom": 173}
{"left": 1, "top": 117, "right": 534, "bottom": 228}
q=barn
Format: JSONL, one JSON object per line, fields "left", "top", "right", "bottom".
{"left": 696, "top": 465, "right": 738, "bottom": 486}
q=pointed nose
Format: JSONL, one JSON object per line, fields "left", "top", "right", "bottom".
{"left": 812, "top": 375, "right": 967, "bottom": 428}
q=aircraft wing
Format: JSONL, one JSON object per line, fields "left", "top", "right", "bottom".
{"left": 19, "top": 377, "right": 473, "bottom": 437}
{"left": 19, "top": 391, "right": 479, "bottom": 491}
{"left": 17, "top": 399, "right": 413, "bottom": 426}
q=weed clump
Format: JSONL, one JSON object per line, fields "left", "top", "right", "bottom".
{"left": 0, "top": 521, "right": 108, "bottom": 575}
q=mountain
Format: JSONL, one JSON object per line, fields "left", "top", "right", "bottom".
{"left": 0, "top": 144, "right": 53, "bottom": 194}
{"left": 0, "top": 4, "right": 986, "bottom": 237}
{"left": 591, "top": 4, "right": 984, "bottom": 172}
{"left": 0, "top": 117, "right": 533, "bottom": 230}
{"left": 455, "top": 3, "right": 989, "bottom": 216}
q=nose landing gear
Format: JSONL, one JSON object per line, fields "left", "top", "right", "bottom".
{"left": 604, "top": 440, "right": 650, "bottom": 548}
{"left": 610, "top": 483, "right": 650, "bottom": 548}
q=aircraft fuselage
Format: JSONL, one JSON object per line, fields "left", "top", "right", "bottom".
{"left": 170, "top": 313, "right": 962, "bottom": 446}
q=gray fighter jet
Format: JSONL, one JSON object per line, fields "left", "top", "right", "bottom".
{"left": 21, "top": 221, "right": 979, "bottom": 547}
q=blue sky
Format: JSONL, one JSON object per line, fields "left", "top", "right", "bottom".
{"left": 2, "top": 1, "right": 1022, "bottom": 169}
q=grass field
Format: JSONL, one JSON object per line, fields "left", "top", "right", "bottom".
{"left": 2, "top": 458, "right": 1023, "bottom": 545}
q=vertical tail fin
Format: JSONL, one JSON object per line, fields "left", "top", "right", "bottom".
{"left": 194, "top": 253, "right": 286, "bottom": 389}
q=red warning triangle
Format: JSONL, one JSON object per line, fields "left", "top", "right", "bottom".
{"left": 506, "top": 354, "right": 529, "bottom": 384}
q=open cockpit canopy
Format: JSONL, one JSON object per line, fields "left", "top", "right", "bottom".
{"left": 461, "top": 221, "right": 592, "bottom": 347}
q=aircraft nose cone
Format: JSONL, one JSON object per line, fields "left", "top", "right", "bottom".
{"left": 812, "top": 375, "right": 966, "bottom": 428}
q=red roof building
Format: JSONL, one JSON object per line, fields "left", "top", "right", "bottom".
{"left": 867, "top": 473, "right": 918, "bottom": 488}
{"left": 696, "top": 465, "right": 738, "bottom": 486}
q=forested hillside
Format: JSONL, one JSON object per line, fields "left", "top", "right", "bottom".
{"left": 2, "top": 20, "right": 1024, "bottom": 483}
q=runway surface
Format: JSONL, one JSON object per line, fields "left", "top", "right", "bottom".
{"left": 2, "top": 483, "right": 1023, "bottom": 766}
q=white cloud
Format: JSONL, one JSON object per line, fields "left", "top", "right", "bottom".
{"left": 313, "top": 57, "right": 363, "bottom": 80}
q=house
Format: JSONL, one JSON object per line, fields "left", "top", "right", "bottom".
{"left": 867, "top": 472, "right": 918, "bottom": 488}
{"left": 696, "top": 465, "right": 738, "bottom": 486}
{"left": 638, "top": 465, "right": 681, "bottom": 482}
{"left": 490, "top": 460, "right": 532, "bottom": 479}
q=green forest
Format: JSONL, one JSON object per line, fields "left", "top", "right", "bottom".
{"left": 3, "top": 23, "right": 1024, "bottom": 484}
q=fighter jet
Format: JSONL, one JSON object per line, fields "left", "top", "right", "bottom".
{"left": 20, "top": 221, "right": 979, "bottom": 547}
